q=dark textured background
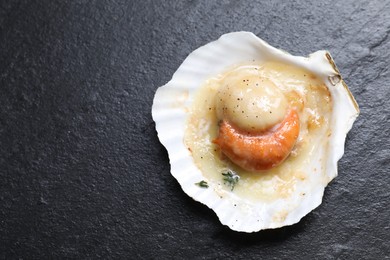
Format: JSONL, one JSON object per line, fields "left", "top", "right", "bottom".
{"left": 1, "top": 0, "right": 389, "bottom": 259}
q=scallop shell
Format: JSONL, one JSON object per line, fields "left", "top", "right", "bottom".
{"left": 152, "top": 32, "right": 359, "bottom": 232}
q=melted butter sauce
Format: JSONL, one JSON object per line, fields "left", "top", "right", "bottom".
{"left": 184, "top": 61, "right": 332, "bottom": 202}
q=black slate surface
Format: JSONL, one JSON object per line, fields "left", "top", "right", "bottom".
{"left": 1, "top": 0, "right": 389, "bottom": 259}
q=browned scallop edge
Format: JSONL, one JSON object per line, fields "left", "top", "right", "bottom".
{"left": 325, "top": 52, "right": 360, "bottom": 113}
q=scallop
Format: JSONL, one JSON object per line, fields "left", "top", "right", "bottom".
{"left": 152, "top": 32, "right": 359, "bottom": 232}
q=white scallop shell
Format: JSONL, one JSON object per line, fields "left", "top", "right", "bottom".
{"left": 152, "top": 32, "right": 359, "bottom": 232}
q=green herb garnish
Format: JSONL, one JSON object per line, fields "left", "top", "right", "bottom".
{"left": 222, "top": 170, "right": 240, "bottom": 191}
{"left": 195, "top": 180, "right": 209, "bottom": 188}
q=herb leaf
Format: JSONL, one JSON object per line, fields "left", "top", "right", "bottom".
{"left": 222, "top": 170, "right": 240, "bottom": 191}
{"left": 195, "top": 180, "right": 209, "bottom": 188}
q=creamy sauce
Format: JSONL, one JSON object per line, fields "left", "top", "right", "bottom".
{"left": 184, "top": 62, "right": 332, "bottom": 202}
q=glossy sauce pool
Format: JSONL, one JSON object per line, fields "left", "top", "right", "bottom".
{"left": 184, "top": 61, "right": 332, "bottom": 202}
